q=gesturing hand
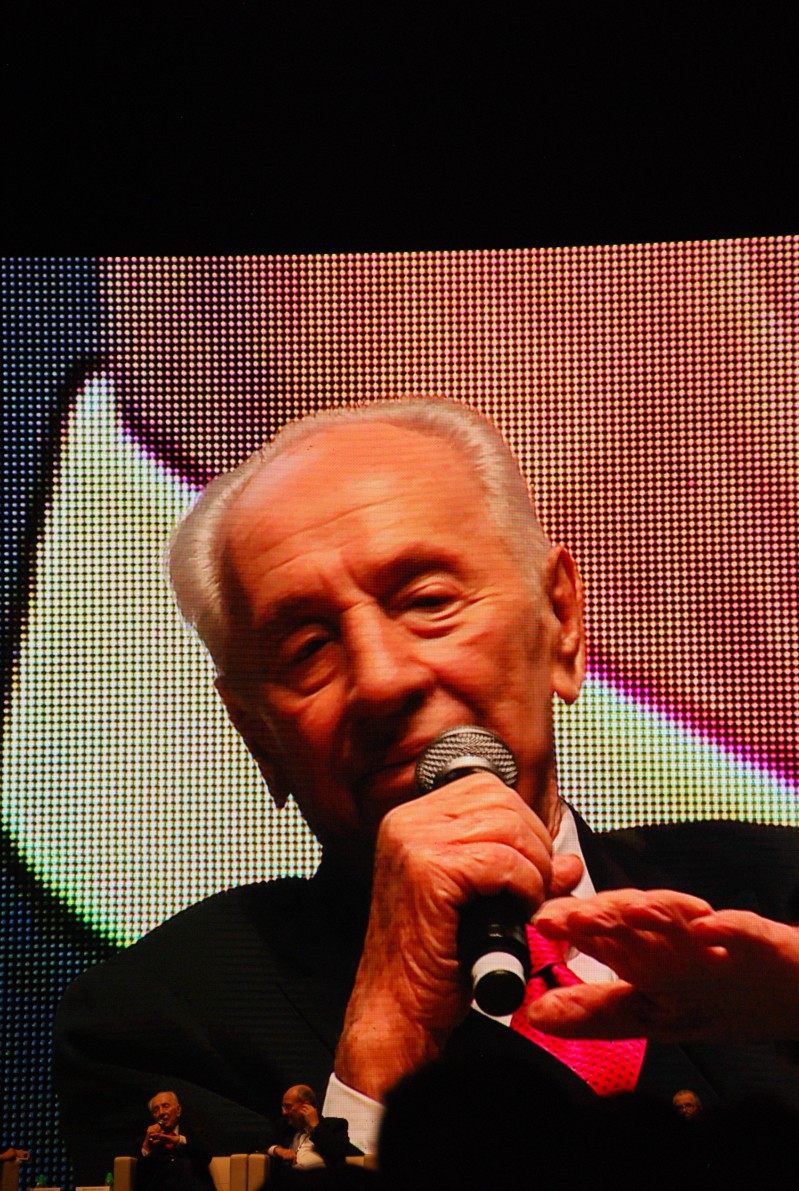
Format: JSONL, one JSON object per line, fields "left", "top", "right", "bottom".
{"left": 297, "top": 1102, "right": 320, "bottom": 1131}
{"left": 527, "top": 889, "right": 799, "bottom": 1043}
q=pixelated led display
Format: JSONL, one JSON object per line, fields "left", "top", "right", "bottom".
{"left": 2, "top": 240, "right": 797, "bottom": 1185}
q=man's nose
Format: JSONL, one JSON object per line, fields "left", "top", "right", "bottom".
{"left": 344, "top": 606, "right": 433, "bottom": 716}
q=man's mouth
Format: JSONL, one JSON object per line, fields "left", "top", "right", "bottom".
{"left": 349, "top": 722, "right": 485, "bottom": 816}
{"left": 351, "top": 735, "right": 441, "bottom": 808}
{"left": 352, "top": 724, "right": 466, "bottom": 800}
{"left": 358, "top": 757, "right": 417, "bottom": 796}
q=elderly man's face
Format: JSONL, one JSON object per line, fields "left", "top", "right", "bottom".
{"left": 150, "top": 1092, "right": 181, "bottom": 1130}
{"left": 220, "top": 424, "right": 584, "bottom": 869}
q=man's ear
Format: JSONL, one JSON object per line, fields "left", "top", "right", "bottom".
{"left": 544, "top": 544, "right": 586, "bottom": 705}
{"left": 215, "top": 677, "right": 291, "bottom": 809}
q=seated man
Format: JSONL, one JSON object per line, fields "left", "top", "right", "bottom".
{"left": 136, "top": 1092, "right": 214, "bottom": 1191}
{"left": 268, "top": 1085, "right": 358, "bottom": 1173}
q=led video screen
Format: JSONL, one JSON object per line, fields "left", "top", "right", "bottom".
{"left": 2, "top": 240, "right": 796, "bottom": 1185}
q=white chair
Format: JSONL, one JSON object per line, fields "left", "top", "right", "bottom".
{"left": 112, "top": 1154, "right": 263, "bottom": 1191}
{"left": 113, "top": 1149, "right": 372, "bottom": 1188}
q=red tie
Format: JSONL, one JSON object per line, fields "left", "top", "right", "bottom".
{"left": 510, "top": 924, "right": 646, "bottom": 1095}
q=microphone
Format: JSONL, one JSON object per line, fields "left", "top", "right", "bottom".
{"left": 157, "top": 1118, "right": 176, "bottom": 1147}
{"left": 415, "top": 726, "right": 530, "bottom": 1017}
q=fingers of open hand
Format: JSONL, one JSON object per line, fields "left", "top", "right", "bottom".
{"left": 526, "top": 981, "right": 645, "bottom": 1038}
{"left": 688, "top": 908, "right": 784, "bottom": 949}
{"left": 529, "top": 902, "right": 799, "bottom": 1045}
{"left": 536, "top": 889, "right": 714, "bottom": 938}
{"left": 616, "top": 890, "right": 715, "bottom": 931}
{"left": 525, "top": 981, "right": 713, "bottom": 1041}
{"left": 688, "top": 911, "right": 799, "bottom": 985}
{"left": 535, "top": 890, "right": 715, "bottom": 969}
{"left": 534, "top": 889, "right": 719, "bottom": 986}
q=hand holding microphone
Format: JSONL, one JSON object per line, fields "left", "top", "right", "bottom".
{"left": 335, "top": 724, "right": 572, "bottom": 1101}
{"left": 415, "top": 726, "right": 531, "bottom": 1016}
{"left": 145, "top": 1122, "right": 176, "bottom": 1151}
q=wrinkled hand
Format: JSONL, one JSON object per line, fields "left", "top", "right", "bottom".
{"left": 144, "top": 1126, "right": 179, "bottom": 1153}
{"left": 528, "top": 889, "right": 799, "bottom": 1043}
{"left": 335, "top": 777, "right": 582, "bottom": 1100}
{"left": 143, "top": 1126, "right": 164, "bottom": 1153}
{"left": 272, "top": 1147, "right": 297, "bottom": 1164}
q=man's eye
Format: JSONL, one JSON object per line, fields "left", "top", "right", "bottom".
{"left": 401, "top": 587, "right": 460, "bottom": 618}
{"left": 290, "top": 634, "right": 330, "bottom": 664}
{"left": 406, "top": 583, "right": 455, "bottom": 606}
{"left": 411, "top": 593, "right": 449, "bottom": 608}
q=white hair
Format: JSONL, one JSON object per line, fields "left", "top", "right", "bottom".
{"left": 148, "top": 1091, "right": 179, "bottom": 1113}
{"left": 168, "top": 397, "right": 551, "bottom": 673}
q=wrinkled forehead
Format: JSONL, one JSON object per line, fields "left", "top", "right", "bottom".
{"left": 243, "top": 421, "right": 471, "bottom": 506}
{"left": 152, "top": 1092, "right": 178, "bottom": 1107}
{"left": 224, "top": 422, "right": 484, "bottom": 556}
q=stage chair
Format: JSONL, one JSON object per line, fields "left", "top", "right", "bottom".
{"left": 1, "top": 1159, "right": 21, "bottom": 1191}
{"left": 113, "top": 1154, "right": 261, "bottom": 1191}
{"left": 113, "top": 1150, "right": 372, "bottom": 1188}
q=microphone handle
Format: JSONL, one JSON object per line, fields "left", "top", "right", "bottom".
{"left": 457, "top": 890, "right": 530, "bottom": 1016}
{"left": 427, "top": 758, "right": 530, "bottom": 1017}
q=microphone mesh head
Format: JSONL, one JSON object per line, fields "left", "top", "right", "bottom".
{"left": 415, "top": 726, "right": 518, "bottom": 794}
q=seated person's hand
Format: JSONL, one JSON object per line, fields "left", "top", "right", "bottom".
{"left": 143, "top": 1126, "right": 179, "bottom": 1152}
{"left": 1, "top": 1150, "right": 30, "bottom": 1163}
{"left": 272, "top": 1147, "right": 297, "bottom": 1164}
{"left": 527, "top": 888, "right": 799, "bottom": 1043}
{"left": 296, "top": 1103, "right": 320, "bottom": 1131}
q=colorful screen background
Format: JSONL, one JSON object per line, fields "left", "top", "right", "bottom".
{"left": 2, "top": 241, "right": 797, "bottom": 1186}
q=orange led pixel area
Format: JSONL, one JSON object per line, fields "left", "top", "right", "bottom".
{"left": 1, "top": 239, "right": 797, "bottom": 1183}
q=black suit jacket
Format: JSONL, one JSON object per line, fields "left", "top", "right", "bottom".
{"left": 136, "top": 1126, "right": 214, "bottom": 1191}
{"left": 272, "top": 1116, "right": 358, "bottom": 1166}
{"left": 53, "top": 817, "right": 799, "bottom": 1181}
